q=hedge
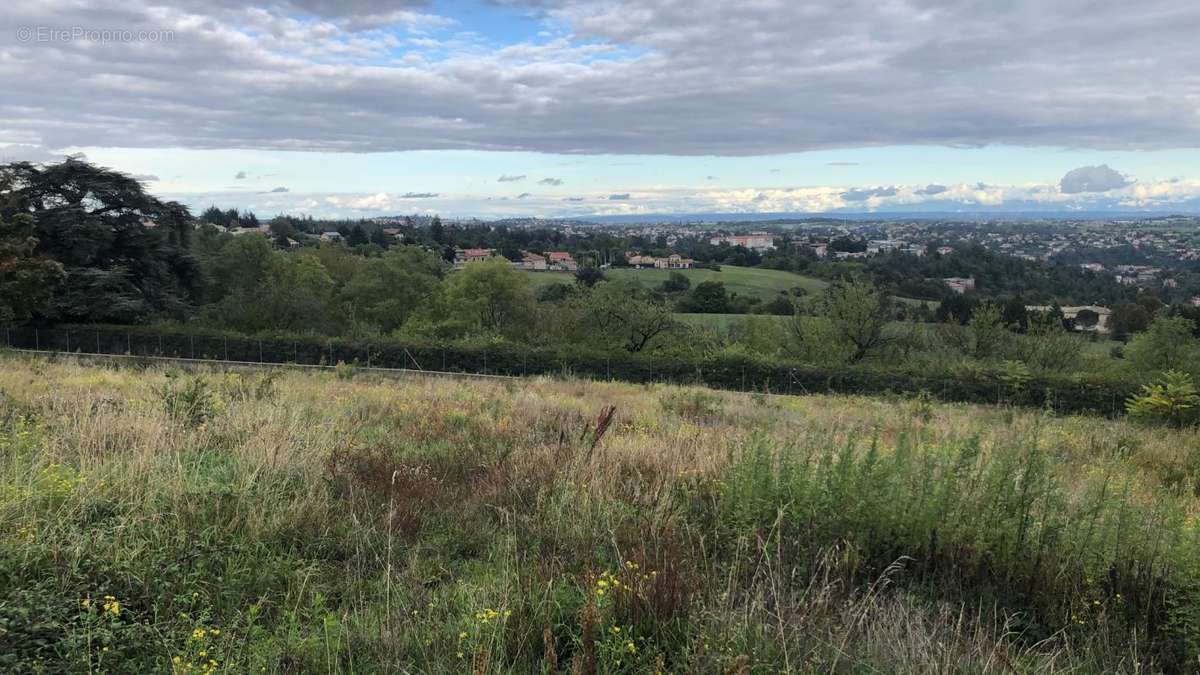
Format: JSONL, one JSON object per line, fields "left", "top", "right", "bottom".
{"left": 1, "top": 324, "right": 1138, "bottom": 417}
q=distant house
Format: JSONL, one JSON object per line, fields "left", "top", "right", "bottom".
{"left": 654, "top": 254, "right": 694, "bottom": 269}
{"left": 943, "top": 276, "right": 976, "bottom": 294}
{"left": 936, "top": 246, "right": 954, "bottom": 256}
{"left": 1080, "top": 262, "right": 1104, "bottom": 272}
{"left": 626, "top": 253, "right": 693, "bottom": 269}
{"left": 1192, "top": 296, "right": 1200, "bottom": 307}
{"left": 454, "top": 247, "right": 495, "bottom": 268}
{"left": 519, "top": 251, "right": 547, "bottom": 270}
{"left": 319, "top": 231, "right": 342, "bottom": 242}
{"left": 545, "top": 251, "right": 578, "bottom": 271}
{"left": 709, "top": 233, "right": 775, "bottom": 251}
{"left": 867, "top": 239, "right": 904, "bottom": 254}
{"left": 382, "top": 227, "right": 403, "bottom": 240}
{"left": 1027, "top": 305, "right": 1113, "bottom": 334}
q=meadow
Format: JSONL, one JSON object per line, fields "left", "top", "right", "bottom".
{"left": 522, "top": 265, "right": 828, "bottom": 301}
{"left": 2, "top": 354, "right": 1200, "bottom": 673}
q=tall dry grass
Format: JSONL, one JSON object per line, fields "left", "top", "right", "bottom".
{"left": 0, "top": 353, "right": 1198, "bottom": 672}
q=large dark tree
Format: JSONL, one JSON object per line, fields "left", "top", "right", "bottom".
{"left": 0, "top": 159, "right": 201, "bottom": 323}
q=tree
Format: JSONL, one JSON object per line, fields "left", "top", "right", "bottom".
{"left": 442, "top": 257, "right": 535, "bottom": 337}
{"left": 1073, "top": 308, "right": 1100, "bottom": 330}
{"left": 1124, "top": 315, "right": 1200, "bottom": 377}
{"left": 968, "top": 301, "right": 1008, "bottom": 360}
{"left": 339, "top": 246, "right": 444, "bottom": 333}
{"left": 574, "top": 266, "right": 606, "bottom": 288}
{"left": 820, "top": 279, "right": 893, "bottom": 363}
{"left": 659, "top": 271, "right": 691, "bottom": 294}
{"left": 572, "top": 280, "right": 678, "bottom": 353}
{"left": 0, "top": 159, "right": 201, "bottom": 322}
{"left": 683, "top": 280, "right": 731, "bottom": 313}
{"left": 1110, "top": 302, "right": 1153, "bottom": 338}
{"left": 0, "top": 212, "right": 65, "bottom": 322}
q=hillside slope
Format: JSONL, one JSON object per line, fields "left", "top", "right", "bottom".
{"left": 1, "top": 356, "right": 1198, "bottom": 673}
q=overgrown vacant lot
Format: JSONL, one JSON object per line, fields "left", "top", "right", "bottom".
{"left": 3, "top": 356, "right": 1200, "bottom": 673}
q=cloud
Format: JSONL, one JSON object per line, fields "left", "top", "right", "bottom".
{"left": 840, "top": 186, "right": 897, "bottom": 202}
{"left": 6, "top": 1, "right": 1200, "bottom": 156}
{"left": 608, "top": 193, "right": 631, "bottom": 200}
{"left": 563, "top": 197, "right": 585, "bottom": 202}
{"left": 538, "top": 177, "right": 564, "bottom": 186}
{"left": 399, "top": 192, "right": 438, "bottom": 198}
{"left": 234, "top": 171, "right": 247, "bottom": 179}
{"left": 1059, "top": 165, "right": 1132, "bottom": 194}
{"left": 516, "top": 192, "right": 532, "bottom": 198}
{"left": 826, "top": 162, "right": 859, "bottom": 167}
{"left": 916, "top": 184, "right": 948, "bottom": 196}
{"left": 498, "top": 174, "right": 526, "bottom": 182}
{"left": 266, "top": 186, "right": 289, "bottom": 193}
{"left": 706, "top": 175, "right": 717, "bottom": 180}
{"left": 131, "top": 173, "right": 160, "bottom": 182}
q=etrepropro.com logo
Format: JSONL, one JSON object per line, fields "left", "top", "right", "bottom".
{"left": 16, "top": 26, "right": 175, "bottom": 44}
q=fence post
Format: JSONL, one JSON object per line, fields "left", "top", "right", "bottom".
{"left": 259, "top": 340, "right": 263, "bottom": 363}
{"left": 35, "top": 328, "right": 39, "bottom": 351}
{"left": 224, "top": 337, "right": 229, "bottom": 361}
{"left": 190, "top": 335, "right": 195, "bottom": 359}
{"left": 65, "top": 329, "right": 70, "bottom": 353}
{"left": 442, "top": 349, "right": 446, "bottom": 371}
{"left": 96, "top": 331, "right": 100, "bottom": 354}
{"left": 158, "top": 335, "right": 163, "bottom": 356}
{"left": 294, "top": 342, "right": 298, "bottom": 365}
{"left": 127, "top": 332, "right": 131, "bottom": 355}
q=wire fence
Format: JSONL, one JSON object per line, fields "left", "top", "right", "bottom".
{"left": 0, "top": 325, "right": 1134, "bottom": 416}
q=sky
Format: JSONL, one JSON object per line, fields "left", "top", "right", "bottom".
{"left": 3, "top": 0, "right": 1200, "bottom": 219}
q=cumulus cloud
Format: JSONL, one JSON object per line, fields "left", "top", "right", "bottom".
{"left": 498, "top": 174, "right": 526, "bottom": 182}
{"left": 563, "top": 197, "right": 585, "bottom": 202}
{"left": 608, "top": 193, "right": 631, "bottom": 200}
{"left": 266, "top": 186, "right": 289, "bottom": 193}
{"left": 538, "top": 177, "right": 564, "bottom": 186}
{"left": 1059, "top": 165, "right": 1132, "bottom": 194}
{"left": 4, "top": 1, "right": 1200, "bottom": 156}
{"left": 841, "top": 186, "right": 897, "bottom": 202}
{"left": 234, "top": 171, "right": 247, "bottom": 179}
{"left": 399, "top": 191, "right": 438, "bottom": 198}
{"left": 516, "top": 192, "right": 532, "bottom": 198}
{"left": 916, "top": 184, "right": 948, "bottom": 195}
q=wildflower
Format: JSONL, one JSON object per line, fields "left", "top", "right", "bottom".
{"left": 626, "top": 641, "right": 637, "bottom": 654}
{"left": 457, "top": 652, "right": 465, "bottom": 659}
{"left": 611, "top": 626, "right": 621, "bottom": 634}
{"left": 210, "top": 629, "right": 220, "bottom": 636}
{"left": 458, "top": 631, "right": 468, "bottom": 640}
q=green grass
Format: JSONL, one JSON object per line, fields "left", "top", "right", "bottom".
{"left": 2, "top": 356, "right": 1198, "bottom": 673}
{"left": 524, "top": 265, "right": 827, "bottom": 300}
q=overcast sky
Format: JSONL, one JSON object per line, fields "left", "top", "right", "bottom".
{"left": 4, "top": 0, "right": 1200, "bottom": 218}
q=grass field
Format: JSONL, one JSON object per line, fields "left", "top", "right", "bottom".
{"left": 2, "top": 355, "right": 1198, "bottom": 672}
{"left": 524, "top": 265, "right": 828, "bottom": 300}
{"left": 526, "top": 266, "right": 934, "bottom": 308}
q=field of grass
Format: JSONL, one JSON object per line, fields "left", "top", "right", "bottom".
{"left": 3, "top": 355, "right": 1200, "bottom": 672}
{"left": 524, "top": 265, "right": 827, "bottom": 300}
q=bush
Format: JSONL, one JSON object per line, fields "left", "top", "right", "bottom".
{"left": 1126, "top": 370, "right": 1199, "bottom": 428}
{"left": 155, "top": 375, "right": 216, "bottom": 427}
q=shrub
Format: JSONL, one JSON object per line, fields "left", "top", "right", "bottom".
{"left": 155, "top": 375, "right": 216, "bottom": 427}
{"left": 1126, "top": 370, "right": 1200, "bottom": 428}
